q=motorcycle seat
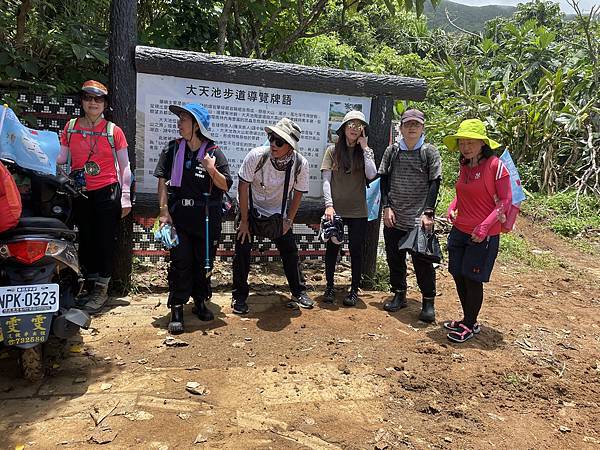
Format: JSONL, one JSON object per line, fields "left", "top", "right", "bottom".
{"left": 0, "top": 217, "right": 76, "bottom": 241}
{"left": 16, "top": 217, "right": 69, "bottom": 230}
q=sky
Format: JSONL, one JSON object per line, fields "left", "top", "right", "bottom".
{"left": 450, "top": 0, "right": 599, "bottom": 13}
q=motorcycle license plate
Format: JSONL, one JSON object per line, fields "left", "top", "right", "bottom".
{"left": 0, "top": 284, "right": 59, "bottom": 316}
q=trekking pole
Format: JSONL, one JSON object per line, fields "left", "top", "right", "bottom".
{"left": 204, "top": 191, "right": 211, "bottom": 278}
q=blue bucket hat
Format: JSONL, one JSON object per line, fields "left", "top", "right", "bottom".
{"left": 169, "top": 103, "right": 214, "bottom": 141}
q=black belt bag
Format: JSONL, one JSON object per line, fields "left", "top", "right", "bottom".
{"left": 246, "top": 159, "right": 293, "bottom": 240}
{"left": 249, "top": 210, "right": 284, "bottom": 240}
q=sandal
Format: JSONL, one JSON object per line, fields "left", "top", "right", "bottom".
{"left": 447, "top": 323, "right": 475, "bottom": 343}
{"left": 443, "top": 320, "right": 481, "bottom": 334}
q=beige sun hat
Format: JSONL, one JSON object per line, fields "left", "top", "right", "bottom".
{"left": 336, "top": 110, "right": 369, "bottom": 136}
{"left": 264, "top": 117, "right": 302, "bottom": 150}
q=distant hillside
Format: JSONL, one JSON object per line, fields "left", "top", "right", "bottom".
{"left": 424, "top": 1, "right": 516, "bottom": 32}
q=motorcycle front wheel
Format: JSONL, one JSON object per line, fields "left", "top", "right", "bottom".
{"left": 19, "top": 345, "right": 44, "bottom": 382}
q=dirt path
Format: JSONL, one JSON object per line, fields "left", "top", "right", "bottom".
{"left": 1, "top": 221, "right": 599, "bottom": 449}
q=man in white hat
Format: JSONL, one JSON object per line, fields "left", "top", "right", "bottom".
{"left": 231, "top": 117, "right": 314, "bottom": 314}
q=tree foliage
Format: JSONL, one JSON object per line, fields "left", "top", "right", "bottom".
{"left": 0, "top": 0, "right": 598, "bottom": 196}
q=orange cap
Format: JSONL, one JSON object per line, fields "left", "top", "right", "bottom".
{"left": 81, "top": 80, "right": 108, "bottom": 96}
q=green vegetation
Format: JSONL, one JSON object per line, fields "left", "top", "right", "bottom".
{"left": 524, "top": 192, "right": 600, "bottom": 237}
{"left": 1, "top": 0, "right": 598, "bottom": 247}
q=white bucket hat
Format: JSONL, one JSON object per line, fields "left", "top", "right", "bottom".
{"left": 336, "top": 110, "right": 369, "bottom": 136}
{"left": 264, "top": 118, "right": 302, "bottom": 150}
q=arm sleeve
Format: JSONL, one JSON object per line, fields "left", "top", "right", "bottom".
{"left": 113, "top": 125, "right": 128, "bottom": 150}
{"left": 378, "top": 147, "right": 391, "bottom": 207}
{"left": 364, "top": 147, "right": 377, "bottom": 180}
{"left": 473, "top": 164, "right": 512, "bottom": 239}
{"left": 322, "top": 170, "right": 333, "bottom": 207}
{"left": 447, "top": 197, "right": 458, "bottom": 217}
{"left": 424, "top": 177, "right": 441, "bottom": 212}
{"left": 116, "top": 148, "right": 132, "bottom": 208}
{"left": 57, "top": 122, "right": 70, "bottom": 165}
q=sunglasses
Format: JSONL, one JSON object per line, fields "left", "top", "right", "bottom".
{"left": 268, "top": 134, "right": 286, "bottom": 147}
{"left": 346, "top": 121, "right": 365, "bottom": 131}
{"left": 82, "top": 94, "right": 106, "bottom": 103}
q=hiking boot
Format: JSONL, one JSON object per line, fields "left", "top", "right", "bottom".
{"left": 447, "top": 323, "right": 475, "bottom": 343}
{"left": 289, "top": 292, "right": 315, "bottom": 309}
{"left": 418, "top": 297, "right": 436, "bottom": 323}
{"left": 443, "top": 320, "right": 481, "bottom": 334}
{"left": 231, "top": 298, "right": 249, "bottom": 315}
{"left": 383, "top": 291, "right": 407, "bottom": 312}
{"left": 168, "top": 305, "right": 184, "bottom": 334}
{"left": 193, "top": 298, "right": 214, "bottom": 322}
{"left": 323, "top": 286, "right": 335, "bottom": 304}
{"left": 82, "top": 280, "right": 110, "bottom": 314}
{"left": 343, "top": 289, "right": 359, "bottom": 307}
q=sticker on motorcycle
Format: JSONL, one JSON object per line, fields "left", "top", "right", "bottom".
{"left": 0, "top": 312, "right": 53, "bottom": 345}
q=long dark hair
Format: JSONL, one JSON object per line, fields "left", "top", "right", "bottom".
{"left": 333, "top": 125, "right": 365, "bottom": 173}
{"left": 459, "top": 144, "right": 494, "bottom": 165}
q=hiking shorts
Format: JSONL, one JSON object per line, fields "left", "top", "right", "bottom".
{"left": 447, "top": 227, "right": 500, "bottom": 283}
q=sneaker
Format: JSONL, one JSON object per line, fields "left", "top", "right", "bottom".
{"left": 443, "top": 320, "right": 481, "bottom": 334}
{"left": 447, "top": 323, "right": 475, "bottom": 343}
{"left": 231, "top": 298, "right": 249, "bottom": 315}
{"left": 290, "top": 292, "right": 315, "bottom": 309}
{"left": 343, "top": 290, "right": 359, "bottom": 307}
{"left": 323, "top": 286, "right": 335, "bottom": 303}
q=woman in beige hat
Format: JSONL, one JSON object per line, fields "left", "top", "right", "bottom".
{"left": 442, "top": 119, "right": 513, "bottom": 343}
{"left": 320, "top": 110, "right": 377, "bottom": 306}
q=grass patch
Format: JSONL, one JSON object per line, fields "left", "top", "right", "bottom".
{"left": 364, "top": 254, "right": 390, "bottom": 291}
{"left": 523, "top": 191, "right": 600, "bottom": 238}
{"left": 498, "top": 233, "right": 559, "bottom": 269}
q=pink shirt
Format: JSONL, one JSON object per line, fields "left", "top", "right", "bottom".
{"left": 59, "top": 119, "right": 127, "bottom": 192}
{"left": 451, "top": 156, "right": 511, "bottom": 238}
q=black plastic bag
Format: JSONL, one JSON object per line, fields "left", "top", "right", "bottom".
{"left": 398, "top": 225, "right": 442, "bottom": 264}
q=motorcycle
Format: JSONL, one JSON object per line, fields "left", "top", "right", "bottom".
{"left": 0, "top": 161, "right": 90, "bottom": 381}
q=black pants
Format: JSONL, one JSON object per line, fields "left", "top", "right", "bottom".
{"left": 168, "top": 206, "right": 221, "bottom": 307}
{"left": 73, "top": 183, "right": 121, "bottom": 279}
{"left": 232, "top": 230, "right": 306, "bottom": 301}
{"left": 325, "top": 217, "right": 367, "bottom": 291}
{"left": 452, "top": 274, "right": 484, "bottom": 327}
{"left": 383, "top": 226, "right": 436, "bottom": 298}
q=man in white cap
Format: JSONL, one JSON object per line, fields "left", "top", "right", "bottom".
{"left": 232, "top": 117, "right": 314, "bottom": 314}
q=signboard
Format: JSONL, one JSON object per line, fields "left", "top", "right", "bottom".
{"left": 136, "top": 73, "right": 371, "bottom": 197}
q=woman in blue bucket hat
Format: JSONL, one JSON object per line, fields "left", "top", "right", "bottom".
{"left": 154, "top": 103, "right": 233, "bottom": 334}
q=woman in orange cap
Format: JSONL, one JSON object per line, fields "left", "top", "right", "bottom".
{"left": 58, "top": 80, "right": 133, "bottom": 314}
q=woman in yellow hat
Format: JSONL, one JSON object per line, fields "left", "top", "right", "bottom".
{"left": 442, "top": 119, "right": 512, "bottom": 343}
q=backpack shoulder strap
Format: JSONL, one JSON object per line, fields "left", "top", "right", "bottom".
{"left": 419, "top": 144, "right": 431, "bottom": 172}
{"left": 293, "top": 151, "right": 302, "bottom": 179}
{"left": 386, "top": 143, "right": 400, "bottom": 174}
{"left": 65, "top": 118, "right": 78, "bottom": 167}
{"left": 105, "top": 121, "right": 117, "bottom": 163}
{"left": 254, "top": 148, "right": 270, "bottom": 174}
